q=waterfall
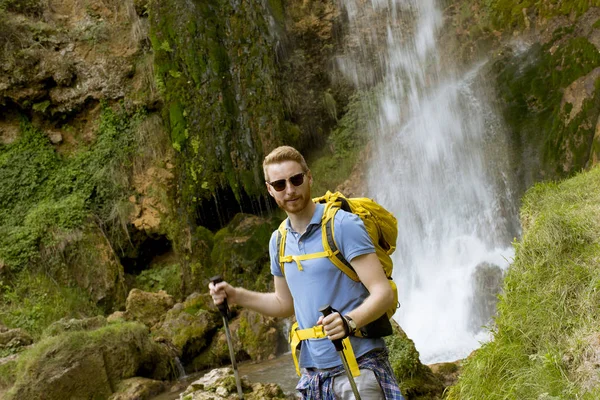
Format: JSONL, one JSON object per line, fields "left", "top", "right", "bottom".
{"left": 336, "top": 0, "right": 520, "bottom": 363}
{"left": 174, "top": 357, "right": 187, "bottom": 380}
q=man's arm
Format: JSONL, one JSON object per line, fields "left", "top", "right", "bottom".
{"left": 209, "top": 275, "right": 295, "bottom": 318}
{"left": 321, "top": 252, "right": 393, "bottom": 339}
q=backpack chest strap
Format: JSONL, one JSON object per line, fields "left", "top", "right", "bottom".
{"left": 280, "top": 250, "right": 338, "bottom": 271}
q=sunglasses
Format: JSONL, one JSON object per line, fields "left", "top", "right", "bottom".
{"left": 267, "top": 172, "right": 306, "bottom": 192}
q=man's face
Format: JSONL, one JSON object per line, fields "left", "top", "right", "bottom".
{"left": 265, "top": 160, "right": 312, "bottom": 215}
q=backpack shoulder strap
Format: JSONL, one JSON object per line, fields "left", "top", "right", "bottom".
{"left": 321, "top": 205, "right": 360, "bottom": 282}
{"left": 276, "top": 219, "right": 288, "bottom": 277}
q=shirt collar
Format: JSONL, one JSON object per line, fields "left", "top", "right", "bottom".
{"left": 285, "top": 203, "right": 324, "bottom": 232}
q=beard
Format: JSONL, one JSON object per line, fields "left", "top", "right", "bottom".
{"left": 275, "top": 191, "right": 311, "bottom": 215}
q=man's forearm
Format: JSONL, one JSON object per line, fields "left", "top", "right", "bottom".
{"left": 346, "top": 284, "right": 393, "bottom": 329}
{"left": 233, "top": 287, "right": 294, "bottom": 318}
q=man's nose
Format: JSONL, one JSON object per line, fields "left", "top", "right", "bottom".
{"left": 284, "top": 181, "right": 297, "bottom": 194}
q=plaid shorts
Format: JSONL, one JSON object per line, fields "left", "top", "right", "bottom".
{"left": 296, "top": 348, "right": 405, "bottom": 400}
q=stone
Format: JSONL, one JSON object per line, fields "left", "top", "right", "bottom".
{"left": 48, "top": 131, "right": 63, "bottom": 144}
{"left": 151, "top": 296, "right": 218, "bottom": 362}
{"left": 180, "top": 367, "right": 292, "bottom": 399}
{"left": 126, "top": 288, "right": 175, "bottom": 327}
{"left": 0, "top": 328, "right": 33, "bottom": 348}
{"left": 108, "top": 377, "right": 166, "bottom": 400}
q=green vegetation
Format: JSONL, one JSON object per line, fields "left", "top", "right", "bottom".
{"left": 495, "top": 35, "right": 600, "bottom": 180}
{"left": 5, "top": 321, "right": 175, "bottom": 399}
{"left": 447, "top": 166, "right": 600, "bottom": 399}
{"left": 0, "top": 272, "right": 99, "bottom": 341}
{"left": 0, "top": 104, "right": 147, "bottom": 335}
{"left": 310, "top": 90, "right": 376, "bottom": 195}
{"left": 385, "top": 327, "right": 444, "bottom": 399}
{"left": 482, "top": 0, "right": 600, "bottom": 30}
{"left": 134, "top": 262, "right": 181, "bottom": 298}
{"left": 148, "top": 0, "right": 286, "bottom": 210}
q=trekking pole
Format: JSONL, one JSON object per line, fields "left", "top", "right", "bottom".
{"left": 319, "top": 304, "right": 362, "bottom": 400}
{"left": 210, "top": 275, "right": 244, "bottom": 399}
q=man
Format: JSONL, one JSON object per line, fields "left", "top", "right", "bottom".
{"left": 209, "top": 146, "right": 404, "bottom": 399}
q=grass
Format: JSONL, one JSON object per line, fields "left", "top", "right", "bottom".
{"left": 0, "top": 271, "right": 100, "bottom": 341}
{"left": 447, "top": 166, "right": 600, "bottom": 399}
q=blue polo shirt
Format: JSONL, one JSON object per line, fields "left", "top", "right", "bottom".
{"left": 269, "top": 203, "right": 386, "bottom": 369}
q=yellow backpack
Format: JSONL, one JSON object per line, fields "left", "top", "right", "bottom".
{"left": 276, "top": 191, "right": 399, "bottom": 332}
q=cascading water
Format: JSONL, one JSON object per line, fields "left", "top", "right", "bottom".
{"left": 336, "top": 0, "right": 521, "bottom": 363}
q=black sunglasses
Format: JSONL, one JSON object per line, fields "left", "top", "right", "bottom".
{"left": 267, "top": 172, "right": 306, "bottom": 192}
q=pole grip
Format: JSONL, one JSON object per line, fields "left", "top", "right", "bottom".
{"left": 319, "top": 304, "right": 344, "bottom": 352}
{"left": 210, "top": 275, "right": 230, "bottom": 319}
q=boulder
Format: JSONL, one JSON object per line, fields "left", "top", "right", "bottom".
{"left": 151, "top": 293, "right": 220, "bottom": 363}
{"left": 66, "top": 226, "right": 129, "bottom": 311}
{"left": 385, "top": 321, "right": 444, "bottom": 399}
{"left": 5, "top": 322, "right": 176, "bottom": 400}
{"left": 191, "top": 309, "right": 282, "bottom": 371}
{"left": 108, "top": 377, "right": 167, "bottom": 400}
{"left": 0, "top": 328, "right": 33, "bottom": 349}
{"left": 42, "top": 315, "right": 108, "bottom": 337}
{"left": 180, "top": 367, "right": 293, "bottom": 399}
{"left": 125, "top": 289, "right": 175, "bottom": 327}
{"left": 468, "top": 262, "right": 504, "bottom": 332}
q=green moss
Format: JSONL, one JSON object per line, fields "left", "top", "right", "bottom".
{"left": 447, "top": 166, "right": 600, "bottom": 399}
{"left": 148, "top": 0, "right": 287, "bottom": 218}
{"left": 484, "top": 0, "right": 599, "bottom": 31}
{"left": 494, "top": 36, "right": 600, "bottom": 180}
{"left": 310, "top": 90, "right": 377, "bottom": 195}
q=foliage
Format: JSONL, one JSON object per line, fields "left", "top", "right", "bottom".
{"left": 0, "top": 272, "right": 99, "bottom": 339}
{"left": 134, "top": 263, "right": 182, "bottom": 298}
{"left": 0, "top": 104, "right": 146, "bottom": 335}
{"left": 0, "top": 105, "right": 144, "bottom": 273}
{"left": 447, "top": 166, "right": 600, "bottom": 399}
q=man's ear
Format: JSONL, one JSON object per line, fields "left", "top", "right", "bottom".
{"left": 266, "top": 182, "right": 275, "bottom": 197}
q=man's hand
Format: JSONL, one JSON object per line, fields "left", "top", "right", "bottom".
{"left": 318, "top": 312, "right": 349, "bottom": 340}
{"left": 208, "top": 280, "right": 236, "bottom": 306}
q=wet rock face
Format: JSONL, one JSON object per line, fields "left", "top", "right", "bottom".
{"left": 468, "top": 262, "right": 504, "bottom": 333}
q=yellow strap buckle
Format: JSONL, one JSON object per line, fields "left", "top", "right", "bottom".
{"left": 288, "top": 322, "right": 360, "bottom": 377}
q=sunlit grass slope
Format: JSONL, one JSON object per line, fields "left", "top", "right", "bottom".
{"left": 448, "top": 166, "right": 600, "bottom": 399}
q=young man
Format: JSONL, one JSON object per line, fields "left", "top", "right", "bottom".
{"left": 209, "top": 146, "right": 404, "bottom": 399}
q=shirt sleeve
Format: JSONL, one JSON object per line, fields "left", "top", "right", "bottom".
{"left": 269, "top": 230, "right": 284, "bottom": 277}
{"left": 334, "top": 211, "right": 376, "bottom": 262}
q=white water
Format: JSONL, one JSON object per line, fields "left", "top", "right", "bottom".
{"left": 337, "top": 0, "right": 520, "bottom": 363}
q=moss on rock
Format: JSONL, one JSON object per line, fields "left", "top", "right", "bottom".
{"left": 494, "top": 34, "right": 600, "bottom": 183}
{"left": 385, "top": 322, "right": 444, "bottom": 399}
{"left": 6, "top": 321, "right": 176, "bottom": 400}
